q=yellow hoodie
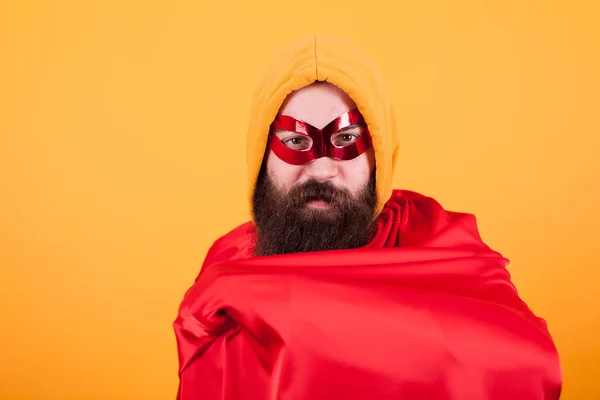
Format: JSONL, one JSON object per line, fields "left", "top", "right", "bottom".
{"left": 246, "top": 33, "right": 401, "bottom": 217}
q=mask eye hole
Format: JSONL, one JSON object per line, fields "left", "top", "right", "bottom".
{"left": 330, "top": 124, "right": 365, "bottom": 148}
{"left": 331, "top": 132, "right": 360, "bottom": 148}
{"left": 278, "top": 133, "right": 313, "bottom": 151}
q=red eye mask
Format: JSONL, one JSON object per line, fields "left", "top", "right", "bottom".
{"left": 267, "top": 108, "right": 373, "bottom": 165}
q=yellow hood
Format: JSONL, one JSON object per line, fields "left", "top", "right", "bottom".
{"left": 246, "top": 33, "right": 400, "bottom": 217}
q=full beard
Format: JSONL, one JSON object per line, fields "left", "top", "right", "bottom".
{"left": 251, "top": 166, "right": 379, "bottom": 257}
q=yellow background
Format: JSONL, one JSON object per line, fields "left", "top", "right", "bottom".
{"left": 1, "top": 1, "right": 598, "bottom": 399}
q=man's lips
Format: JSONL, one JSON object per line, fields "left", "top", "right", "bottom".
{"left": 305, "top": 199, "right": 331, "bottom": 209}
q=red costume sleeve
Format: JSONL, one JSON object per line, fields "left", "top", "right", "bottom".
{"left": 174, "top": 190, "right": 562, "bottom": 399}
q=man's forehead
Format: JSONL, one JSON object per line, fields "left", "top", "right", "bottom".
{"left": 277, "top": 82, "right": 358, "bottom": 130}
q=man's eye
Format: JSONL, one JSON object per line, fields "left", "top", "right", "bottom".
{"left": 332, "top": 133, "right": 360, "bottom": 147}
{"left": 282, "top": 135, "right": 312, "bottom": 150}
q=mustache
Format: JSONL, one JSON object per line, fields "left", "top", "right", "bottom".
{"left": 291, "top": 180, "right": 348, "bottom": 205}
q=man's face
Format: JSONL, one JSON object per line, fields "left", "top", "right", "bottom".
{"left": 252, "top": 82, "right": 378, "bottom": 256}
{"left": 265, "top": 82, "right": 376, "bottom": 200}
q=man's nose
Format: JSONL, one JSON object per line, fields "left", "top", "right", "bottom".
{"left": 304, "top": 157, "right": 339, "bottom": 181}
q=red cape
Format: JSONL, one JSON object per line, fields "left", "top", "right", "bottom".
{"left": 174, "top": 190, "right": 562, "bottom": 399}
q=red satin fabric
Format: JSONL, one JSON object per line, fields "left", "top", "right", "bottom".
{"left": 174, "top": 190, "right": 562, "bottom": 399}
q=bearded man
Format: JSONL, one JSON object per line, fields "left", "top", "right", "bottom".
{"left": 174, "top": 33, "right": 562, "bottom": 399}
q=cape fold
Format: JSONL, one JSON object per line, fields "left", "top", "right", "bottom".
{"left": 174, "top": 190, "right": 562, "bottom": 399}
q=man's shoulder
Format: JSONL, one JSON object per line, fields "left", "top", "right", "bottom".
{"left": 383, "top": 188, "right": 485, "bottom": 245}
{"left": 388, "top": 188, "right": 470, "bottom": 217}
{"left": 201, "top": 221, "right": 255, "bottom": 269}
